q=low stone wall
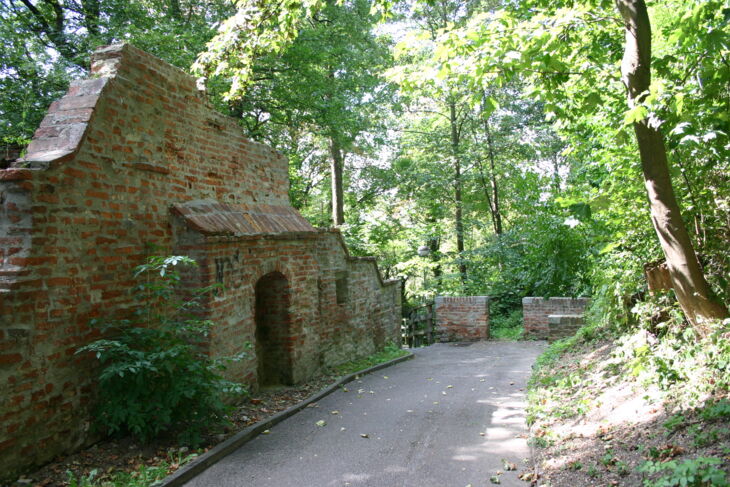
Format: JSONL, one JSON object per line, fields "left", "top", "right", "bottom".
{"left": 548, "top": 315, "right": 585, "bottom": 342}
{"left": 435, "top": 296, "right": 489, "bottom": 341}
{"left": 523, "top": 297, "right": 590, "bottom": 340}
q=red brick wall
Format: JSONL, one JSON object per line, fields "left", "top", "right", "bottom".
{"left": 547, "top": 315, "right": 585, "bottom": 342}
{"left": 0, "top": 44, "right": 400, "bottom": 480}
{"left": 435, "top": 296, "right": 489, "bottom": 341}
{"left": 522, "top": 297, "right": 590, "bottom": 339}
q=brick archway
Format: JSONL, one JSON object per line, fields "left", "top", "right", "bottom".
{"left": 255, "top": 271, "right": 293, "bottom": 386}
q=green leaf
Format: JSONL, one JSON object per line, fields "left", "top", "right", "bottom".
{"left": 623, "top": 105, "right": 648, "bottom": 125}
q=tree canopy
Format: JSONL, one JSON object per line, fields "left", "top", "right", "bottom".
{"left": 1, "top": 0, "right": 728, "bottom": 332}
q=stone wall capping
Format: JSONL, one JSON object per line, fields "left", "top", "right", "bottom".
{"left": 436, "top": 295, "right": 489, "bottom": 302}
{"left": 521, "top": 296, "right": 542, "bottom": 304}
{"left": 197, "top": 231, "right": 322, "bottom": 243}
{"left": 15, "top": 149, "right": 76, "bottom": 169}
{"left": 171, "top": 200, "right": 314, "bottom": 237}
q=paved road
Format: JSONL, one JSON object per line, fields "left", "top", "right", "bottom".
{"left": 185, "top": 341, "right": 545, "bottom": 487}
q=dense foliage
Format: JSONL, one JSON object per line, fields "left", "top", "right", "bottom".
{"left": 77, "top": 256, "right": 246, "bottom": 444}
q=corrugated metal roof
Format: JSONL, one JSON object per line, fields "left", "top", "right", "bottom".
{"left": 171, "top": 200, "right": 315, "bottom": 237}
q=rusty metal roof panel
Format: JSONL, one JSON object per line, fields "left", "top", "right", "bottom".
{"left": 171, "top": 200, "right": 315, "bottom": 237}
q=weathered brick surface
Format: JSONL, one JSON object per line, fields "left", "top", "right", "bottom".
{"left": 0, "top": 44, "right": 400, "bottom": 480}
{"left": 435, "top": 296, "right": 489, "bottom": 341}
{"left": 547, "top": 314, "right": 585, "bottom": 342}
{"left": 522, "top": 297, "right": 590, "bottom": 340}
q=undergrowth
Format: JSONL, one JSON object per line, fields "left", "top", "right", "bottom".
{"left": 78, "top": 256, "right": 247, "bottom": 446}
{"left": 527, "top": 292, "right": 730, "bottom": 486}
{"left": 639, "top": 457, "right": 729, "bottom": 487}
{"left": 66, "top": 449, "right": 199, "bottom": 487}
{"left": 490, "top": 308, "right": 524, "bottom": 340}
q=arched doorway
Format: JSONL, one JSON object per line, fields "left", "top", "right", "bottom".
{"left": 254, "top": 272, "right": 293, "bottom": 386}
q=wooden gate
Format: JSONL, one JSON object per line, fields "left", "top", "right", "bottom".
{"left": 402, "top": 303, "right": 435, "bottom": 348}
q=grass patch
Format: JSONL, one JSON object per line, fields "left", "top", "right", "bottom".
{"left": 490, "top": 308, "right": 524, "bottom": 340}
{"left": 331, "top": 343, "right": 409, "bottom": 376}
{"left": 66, "top": 450, "right": 198, "bottom": 487}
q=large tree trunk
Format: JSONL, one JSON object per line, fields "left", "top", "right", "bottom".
{"left": 449, "top": 101, "right": 467, "bottom": 288}
{"left": 168, "top": 0, "right": 183, "bottom": 20}
{"left": 477, "top": 93, "right": 502, "bottom": 236}
{"left": 330, "top": 137, "right": 345, "bottom": 226}
{"left": 551, "top": 153, "right": 561, "bottom": 194}
{"left": 616, "top": 0, "right": 728, "bottom": 333}
{"left": 476, "top": 157, "right": 497, "bottom": 233}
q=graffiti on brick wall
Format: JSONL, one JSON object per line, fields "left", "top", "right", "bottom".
{"left": 214, "top": 250, "right": 242, "bottom": 286}
{"left": 0, "top": 180, "right": 32, "bottom": 277}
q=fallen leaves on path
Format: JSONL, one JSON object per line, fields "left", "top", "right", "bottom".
{"left": 501, "top": 459, "right": 517, "bottom": 471}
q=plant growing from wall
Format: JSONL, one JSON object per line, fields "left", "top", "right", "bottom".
{"left": 78, "top": 256, "right": 246, "bottom": 445}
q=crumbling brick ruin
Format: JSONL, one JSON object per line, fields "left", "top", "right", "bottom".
{"left": 0, "top": 44, "right": 401, "bottom": 479}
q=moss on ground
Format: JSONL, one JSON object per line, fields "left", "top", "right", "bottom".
{"left": 331, "top": 343, "right": 409, "bottom": 376}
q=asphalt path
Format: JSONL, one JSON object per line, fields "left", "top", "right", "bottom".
{"left": 185, "top": 341, "right": 545, "bottom": 487}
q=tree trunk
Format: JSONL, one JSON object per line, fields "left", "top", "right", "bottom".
{"left": 476, "top": 157, "right": 497, "bottom": 233}
{"left": 616, "top": 0, "right": 728, "bottom": 333}
{"left": 483, "top": 117, "right": 503, "bottom": 235}
{"left": 425, "top": 215, "right": 443, "bottom": 285}
{"left": 449, "top": 101, "right": 467, "bottom": 288}
{"left": 428, "top": 235, "right": 443, "bottom": 285}
{"left": 330, "top": 137, "right": 345, "bottom": 226}
{"left": 168, "top": 0, "right": 183, "bottom": 21}
{"left": 20, "top": 0, "right": 80, "bottom": 66}
{"left": 82, "top": 0, "right": 101, "bottom": 36}
{"left": 551, "top": 153, "right": 561, "bottom": 194}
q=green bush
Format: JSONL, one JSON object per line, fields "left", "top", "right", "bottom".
{"left": 78, "top": 256, "right": 246, "bottom": 444}
{"left": 639, "top": 457, "right": 729, "bottom": 487}
{"left": 700, "top": 399, "right": 730, "bottom": 422}
{"left": 66, "top": 449, "right": 199, "bottom": 487}
{"left": 489, "top": 307, "right": 523, "bottom": 340}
